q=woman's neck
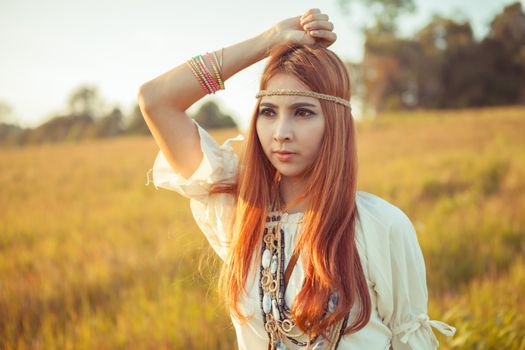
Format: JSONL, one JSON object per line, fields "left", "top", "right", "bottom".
{"left": 279, "top": 175, "right": 308, "bottom": 214}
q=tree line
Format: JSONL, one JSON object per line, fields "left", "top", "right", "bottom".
{"left": 0, "top": 86, "right": 236, "bottom": 148}
{"left": 0, "top": 1, "right": 523, "bottom": 147}
{"left": 343, "top": 1, "right": 525, "bottom": 115}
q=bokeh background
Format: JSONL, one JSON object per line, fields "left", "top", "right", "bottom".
{"left": 1, "top": 0, "right": 524, "bottom": 349}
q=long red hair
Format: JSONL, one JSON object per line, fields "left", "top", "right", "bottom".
{"left": 211, "top": 42, "right": 371, "bottom": 340}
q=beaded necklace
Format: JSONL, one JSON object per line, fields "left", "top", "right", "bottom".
{"left": 258, "top": 191, "right": 349, "bottom": 350}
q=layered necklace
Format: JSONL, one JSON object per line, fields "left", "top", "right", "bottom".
{"left": 258, "top": 189, "right": 349, "bottom": 350}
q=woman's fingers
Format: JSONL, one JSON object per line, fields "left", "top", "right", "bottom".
{"left": 278, "top": 8, "right": 336, "bottom": 47}
{"left": 300, "top": 11, "right": 333, "bottom": 35}
{"left": 300, "top": 10, "right": 336, "bottom": 47}
{"left": 311, "top": 30, "right": 337, "bottom": 42}
{"left": 300, "top": 13, "right": 329, "bottom": 24}
{"left": 302, "top": 20, "right": 334, "bottom": 32}
{"left": 301, "top": 8, "right": 321, "bottom": 18}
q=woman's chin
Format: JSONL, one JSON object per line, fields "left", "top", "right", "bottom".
{"left": 274, "top": 166, "right": 306, "bottom": 179}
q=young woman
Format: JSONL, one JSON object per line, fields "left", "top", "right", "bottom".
{"left": 140, "top": 8, "right": 456, "bottom": 350}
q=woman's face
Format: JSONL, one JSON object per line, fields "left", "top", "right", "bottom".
{"left": 256, "top": 73, "right": 325, "bottom": 181}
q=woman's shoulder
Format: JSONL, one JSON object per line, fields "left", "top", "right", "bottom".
{"left": 356, "top": 190, "right": 408, "bottom": 223}
{"left": 355, "top": 190, "right": 413, "bottom": 238}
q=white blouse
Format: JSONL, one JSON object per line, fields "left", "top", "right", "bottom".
{"left": 145, "top": 119, "right": 456, "bottom": 350}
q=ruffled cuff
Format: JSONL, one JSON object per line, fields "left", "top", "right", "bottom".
{"left": 392, "top": 313, "right": 456, "bottom": 349}
{"left": 145, "top": 119, "right": 244, "bottom": 200}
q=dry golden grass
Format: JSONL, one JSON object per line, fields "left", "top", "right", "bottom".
{"left": 1, "top": 105, "right": 524, "bottom": 349}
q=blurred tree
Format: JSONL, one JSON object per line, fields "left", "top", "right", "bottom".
{"left": 90, "top": 107, "right": 125, "bottom": 138}
{"left": 0, "top": 101, "right": 25, "bottom": 147}
{"left": 414, "top": 15, "right": 479, "bottom": 108}
{"left": 488, "top": 1, "right": 525, "bottom": 53}
{"left": 340, "top": 0, "right": 525, "bottom": 114}
{"left": 67, "top": 85, "right": 105, "bottom": 118}
{"left": 193, "top": 101, "right": 237, "bottom": 129}
{"left": 479, "top": 2, "right": 525, "bottom": 105}
{"left": 124, "top": 104, "right": 151, "bottom": 136}
{"left": 361, "top": 34, "right": 402, "bottom": 114}
{"left": 28, "top": 114, "right": 94, "bottom": 145}
{"left": 0, "top": 101, "right": 15, "bottom": 124}
{"left": 337, "top": 0, "right": 417, "bottom": 115}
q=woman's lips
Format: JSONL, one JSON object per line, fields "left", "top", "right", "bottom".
{"left": 274, "top": 151, "right": 295, "bottom": 162}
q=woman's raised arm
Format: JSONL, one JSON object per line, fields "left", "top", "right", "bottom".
{"left": 137, "top": 8, "right": 336, "bottom": 179}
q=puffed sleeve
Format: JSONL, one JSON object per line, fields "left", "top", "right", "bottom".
{"left": 376, "top": 208, "right": 456, "bottom": 349}
{"left": 145, "top": 118, "right": 245, "bottom": 261}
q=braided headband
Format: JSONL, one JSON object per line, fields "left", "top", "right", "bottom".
{"left": 256, "top": 89, "right": 351, "bottom": 109}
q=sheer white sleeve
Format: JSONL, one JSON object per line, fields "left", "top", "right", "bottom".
{"left": 376, "top": 208, "right": 456, "bottom": 349}
{"left": 145, "top": 119, "right": 244, "bottom": 261}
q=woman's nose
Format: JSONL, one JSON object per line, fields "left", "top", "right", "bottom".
{"left": 273, "top": 115, "right": 293, "bottom": 142}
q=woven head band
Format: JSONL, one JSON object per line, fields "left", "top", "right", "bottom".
{"left": 255, "top": 89, "right": 351, "bottom": 109}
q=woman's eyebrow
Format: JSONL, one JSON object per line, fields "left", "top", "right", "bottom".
{"left": 260, "top": 102, "right": 317, "bottom": 109}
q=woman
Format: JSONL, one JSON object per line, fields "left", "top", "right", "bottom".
{"left": 140, "top": 8, "right": 456, "bottom": 350}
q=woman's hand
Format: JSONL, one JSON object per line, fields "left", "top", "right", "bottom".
{"left": 266, "top": 8, "right": 337, "bottom": 49}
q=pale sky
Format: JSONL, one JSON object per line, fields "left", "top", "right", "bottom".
{"left": 0, "top": 0, "right": 520, "bottom": 132}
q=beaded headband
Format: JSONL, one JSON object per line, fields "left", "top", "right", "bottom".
{"left": 256, "top": 89, "right": 351, "bottom": 109}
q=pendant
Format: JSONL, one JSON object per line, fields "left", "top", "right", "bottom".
{"left": 328, "top": 290, "right": 339, "bottom": 313}
{"left": 262, "top": 249, "right": 272, "bottom": 268}
{"left": 263, "top": 293, "right": 272, "bottom": 314}
{"left": 275, "top": 340, "right": 288, "bottom": 350}
{"left": 271, "top": 254, "right": 278, "bottom": 274}
{"left": 272, "top": 299, "right": 281, "bottom": 320}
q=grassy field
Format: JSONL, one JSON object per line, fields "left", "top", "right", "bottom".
{"left": 1, "top": 106, "right": 524, "bottom": 349}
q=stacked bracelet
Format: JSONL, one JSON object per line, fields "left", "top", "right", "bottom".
{"left": 186, "top": 48, "right": 225, "bottom": 94}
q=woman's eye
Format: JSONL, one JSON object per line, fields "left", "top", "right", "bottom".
{"left": 296, "top": 109, "right": 314, "bottom": 117}
{"left": 258, "top": 108, "right": 315, "bottom": 118}
{"left": 259, "top": 108, "right": 275, "bottom": 117}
